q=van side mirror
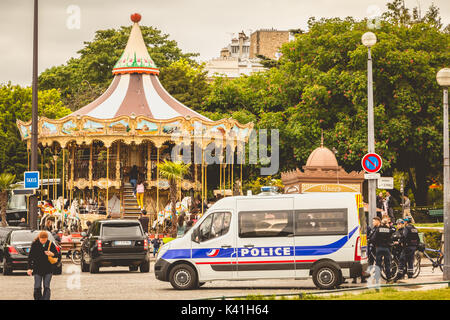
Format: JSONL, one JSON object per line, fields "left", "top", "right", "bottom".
{"left": 191, "top": 229, "right": 200, "bottom": 243}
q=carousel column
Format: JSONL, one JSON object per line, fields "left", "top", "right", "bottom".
{"left": 116, "top": 142, "right": 121, "bottom": 218}
{"left": 106, "top": 146, "right": 110, "bottom": 218}
{"left": 53, "top": 154, "right": 58, "bottom": 200}
{"left": 147, "top": 143, "right": 152, "bottom": 182}
{"left": 62, "top": 148, "right": 65, "bottom": 201}
{"left": 40, "top": 147, "right": 44, "bottom": 202}
{"left": 89, "top": 144, "right": 93, "bottom": 189}
{"left": 147, "top": 143, "right": 152, "bottom": 225}
{"left": 201, "top": 148, "right": 204, "bottom": 215}
{"left": 70, "top": 144, "right": 75, "bottom": 203}
{"left": 156, "top": 147, "right": 160, "bottom": 224}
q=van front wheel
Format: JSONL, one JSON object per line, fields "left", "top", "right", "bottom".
{"left": 169, "top": 264, "right": 198, "bottom": 290}
{"left": 312, "top": 263, "right": 340, "bottom": 289}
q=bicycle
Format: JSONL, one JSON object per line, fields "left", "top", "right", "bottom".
{"left": 369, "top": 250, "right": 398, "bottom": 281}
{"left": 71, "top": 249, "right": 82, "bottom": 265}
{"left": 415, "top": 242, "right": 444, "bottom": 273}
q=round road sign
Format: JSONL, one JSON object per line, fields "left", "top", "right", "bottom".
{"left": 361, "top": 153, "right": 382, "bottom": 173}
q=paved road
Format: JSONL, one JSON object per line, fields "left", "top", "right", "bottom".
{"left": 0, "top": 261, "right": 446, "bottom": 300}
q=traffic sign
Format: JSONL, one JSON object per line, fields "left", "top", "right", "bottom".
{"left": 378, "top": 177, "right": 394, "bottom": 189}
{"left": 364, "top": 173, "right": 381, "bottom": 180}
{"left": 361, "top": 153, "right": 382, "bottom": 173}
{"left": 24, "top": 171, "right": 39, "bottom": 189}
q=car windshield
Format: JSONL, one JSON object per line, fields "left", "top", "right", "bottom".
{"left": 11, "top": 231, "right": 55, "bottom": 243}
{"left": 102, "top": 224, "right": 142, "bottom": 237}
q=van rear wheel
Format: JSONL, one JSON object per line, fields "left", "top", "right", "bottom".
{"left": 169, "top": 264, "right": 198, "bottom": 290}
{"left": 312, "top": 263, "right": 340, "bottom": 289}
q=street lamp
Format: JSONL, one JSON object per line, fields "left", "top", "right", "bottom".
{"left": 437, "top": 67, "right": 450, "bottom": 280}
{"left": 362, "top": 32, "right": 377, "bottom": 222}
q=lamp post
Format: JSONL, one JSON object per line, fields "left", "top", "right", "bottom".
{"left": 437, "top": 67, "right": 450, "bottom": 280}
{"left": 29, "top": 0, "right": 39, "bottom": 230}
{"left": 362, "top": 31, "right": 377, "bottom": 222}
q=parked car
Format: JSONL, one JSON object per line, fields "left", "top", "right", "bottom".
{"left": 80, "top": 219, "right": 150, "bottom": 274}
{"left": 0, "top": 229, "right": 62, "bottom": 275}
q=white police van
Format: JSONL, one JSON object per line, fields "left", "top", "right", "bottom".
{"left": 154, "top": 189, "right": 367, "bottom": 290}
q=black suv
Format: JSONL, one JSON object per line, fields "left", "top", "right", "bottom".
{"left": 0, "top": 229, "right": 62, "bottom": 275}
{"left": 80, "top": 220, "right": 150, "bottom": 273}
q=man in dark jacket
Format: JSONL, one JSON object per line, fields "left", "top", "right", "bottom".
{"left": 370, "top": 217, "right": 394, "bottom": 282}
{"left": 27, "top": 231, "right": 61, "bottom": 300}
{"left": 395, "top": 216, "right": 420, "bottom": 281}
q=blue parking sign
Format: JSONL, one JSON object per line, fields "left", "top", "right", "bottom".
{"left": 24, "top": 171, "right": 39, "bottom": 189}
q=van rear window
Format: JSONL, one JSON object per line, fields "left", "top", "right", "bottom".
{"left": 102, "top": 225, "right": 142, "bottom": 237}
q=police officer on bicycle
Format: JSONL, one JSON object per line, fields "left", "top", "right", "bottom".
{"left": 395, "top": 216, "right": 420, "bottom": 281}
{"left": 370, "top": 216, "right": 395, "bottom": 282}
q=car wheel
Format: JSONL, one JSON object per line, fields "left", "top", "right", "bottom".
{"left": 89, "top": 261, "right": 99, "bottom": 274}
{"left": 81, "top": 257, "right": 89, "bottom": 272}
{"left": 140, "top": 260, "right": 150, "bottom": 273}
{"left": 2, "top": 259, "right": 12, "bottom": 276}
{"left": 312, "top": 263, "right": 340, "bottom": 289}
{"left": 169, "top": 264, "right": 198, "bottom": 290}
{"left": 54, "top": 265, "right": 63, "bottom": 275}
{"left": 129, "top": 265, "right": 139, "bottom": 272}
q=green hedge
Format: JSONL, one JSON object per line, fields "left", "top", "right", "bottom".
{"left": 418, "top": 229, "right": 442, "bottom": 257}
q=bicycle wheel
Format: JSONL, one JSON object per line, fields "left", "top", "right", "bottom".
{"left": 71, "top": 250, "right": 82, "bottom": 265}
{"left": 412, "top": 252, "right": 421, "bottom": 278}
{"left": 380, "top": 259, "right": 398, "bottom": 281}
{"left": 438, "top": 255, "right": 444, "bottom": 272}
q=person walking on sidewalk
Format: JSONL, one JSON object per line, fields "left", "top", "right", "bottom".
{"left": 136, "top": 180, "right": 145, "bottom": 210}
{"left": 27, "top": 231, "right": 61, "bottom": 300}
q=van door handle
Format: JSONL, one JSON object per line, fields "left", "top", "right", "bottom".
{"left": 244, "top": 244, "right": 254, "bottom": 248}
{"left": 221, "top": 245, "right": 232, "bottom": 249}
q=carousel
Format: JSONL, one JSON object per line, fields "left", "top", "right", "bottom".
{"left": 17, "top": 13, "right": 253, "bottom": 232}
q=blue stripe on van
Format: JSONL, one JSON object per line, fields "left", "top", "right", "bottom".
{"left": 161, "top": 226, "right": 358, "bottom": 260}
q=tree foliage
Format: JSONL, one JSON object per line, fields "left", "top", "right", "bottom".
{"left": 0, "top": 83, "right": 71, "bottom": 178}
{"left": 203, "top": 2, "right": 450, "bottom": 205}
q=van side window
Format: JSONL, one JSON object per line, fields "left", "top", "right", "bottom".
{"left": 238, "top": 211, "right": 293, "bottom": 238}
{"left": 199, "top": 212, "right": 232, "bottom": 242}
{"left": 294, "top": 209, "right": 347, "bottom": 236}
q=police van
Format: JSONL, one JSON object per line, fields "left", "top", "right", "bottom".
{"left": 154, "top": 190, "right": 368, "bottom": 290}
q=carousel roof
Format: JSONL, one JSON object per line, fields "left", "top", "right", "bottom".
{"left": 68, "top": 13, "right": 210, "bottom": 121}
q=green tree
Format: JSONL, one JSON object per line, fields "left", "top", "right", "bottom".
{"left": 157, "top": 160, "right": 190, "bottom": 237}
{"left": 0, "top": 173, "right": 16, "bottom": 227}
{"left": 204, "top": 2, "right": 450, "bottom": 205}
{"left": 158, "top": 59, "right": 210, "bottom": 109}
{"left": 0, "top": 83, "right": 71, "bottom": 179}
{"left": 38, "top": 26, "right": 199, "bottom": 111}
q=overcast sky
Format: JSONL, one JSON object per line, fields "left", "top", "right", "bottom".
{"left": 0, "top": 0, "right": 448, "bottom": 86}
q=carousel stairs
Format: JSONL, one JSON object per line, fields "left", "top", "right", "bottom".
{"left": 122, "top": 183, "right": 141, "bottom": 218}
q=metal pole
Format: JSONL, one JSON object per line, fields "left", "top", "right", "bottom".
{"left": 443, "top": 87, "right": 450, "bottom": 280}
{"left": 29, "top": 0, "right": 39, "bottom": 230}
{"left": 367, "top": 47, "right": 377, "bottom": 222}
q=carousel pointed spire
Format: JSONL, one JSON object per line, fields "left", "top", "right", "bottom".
{"left": 112, "top": 13, "right": 159, "bottom": 75}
